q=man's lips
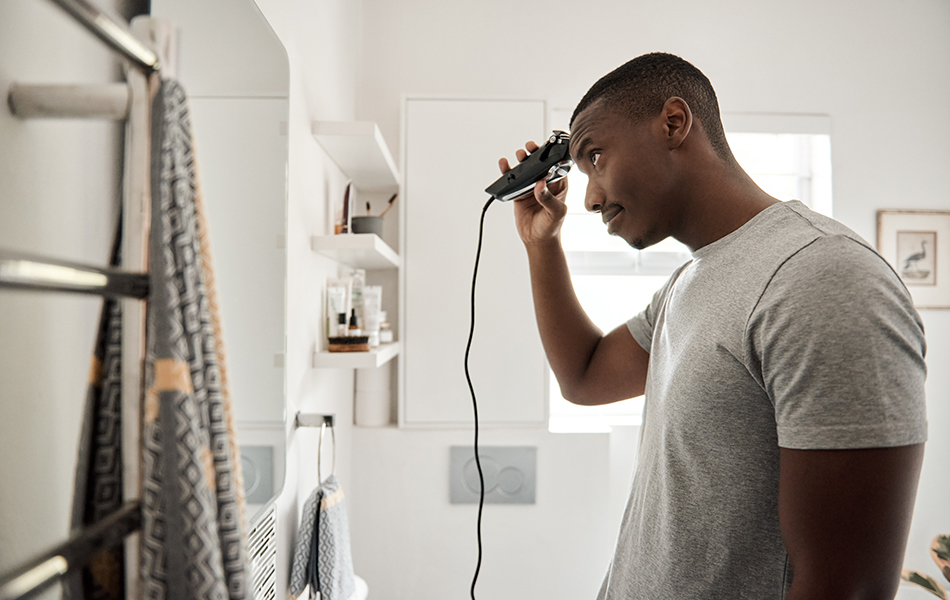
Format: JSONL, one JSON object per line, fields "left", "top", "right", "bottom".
{"left": 602, "top": 205, "right": 622, "bottom": 227}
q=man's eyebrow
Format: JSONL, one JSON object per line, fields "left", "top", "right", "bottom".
{"left": 572, "top": 136, "right": 593, "bottom": 162}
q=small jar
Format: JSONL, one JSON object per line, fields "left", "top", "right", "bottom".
{"left": 379, "top": 321, "right": 393, "bottom": 344}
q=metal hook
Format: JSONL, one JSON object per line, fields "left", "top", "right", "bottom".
{"left": 317, "top": 419, "right": 335, "bottom": 483}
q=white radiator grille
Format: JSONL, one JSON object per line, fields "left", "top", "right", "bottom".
{"left": 248, "top": 503, "right": 278, "bottom": 600}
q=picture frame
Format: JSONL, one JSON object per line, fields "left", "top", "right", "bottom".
{"left": 877, "top": 209, "right": 950, "bottom": 309}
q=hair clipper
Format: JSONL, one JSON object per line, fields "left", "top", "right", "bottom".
{"left": 486, "top": 131, "right": 573, "bottom": 202}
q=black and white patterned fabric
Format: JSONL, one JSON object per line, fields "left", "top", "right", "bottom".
{"left": 64, "top": 224, "right": 125, "bottom": 600}
{"left": 141, "top": 79, "right": 250, "bottom": 600}
{"left": 289, "top": 475, "right": 357, "bottom": 600}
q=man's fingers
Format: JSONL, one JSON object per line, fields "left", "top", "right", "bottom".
{"left": 515, "top": 141, "right": 541, "bottom": 164}
{"left": 499, "top": 140, "right": 543, "bottom": 174}
{"left": 534, "top": 178, "right": 569, "bottom": 212}
{"left": 534, "top": 180, "right": 556, "bottom": 207}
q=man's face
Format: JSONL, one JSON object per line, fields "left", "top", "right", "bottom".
{"left": 568, "top": 102, "right": 682, "bottom": 250}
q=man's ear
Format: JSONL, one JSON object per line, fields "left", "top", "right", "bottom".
{"left": 661, "top": 97, "right": 692, "bottom": 150}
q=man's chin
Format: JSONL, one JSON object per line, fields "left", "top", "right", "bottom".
{"left": 625, "top": 232, "right": 666, "bottom": 251}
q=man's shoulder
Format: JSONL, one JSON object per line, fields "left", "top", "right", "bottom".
{"left": 759, "top": 201, "right": 872, "bottom": 254}
{"left": 779, "top": 231, "right": 900, "bottom": 290}
{"left": 751, "top": 201, "right": 895, "bottom": 283}
{"left": 757, "top": 227, "right": 917, "bottom": 329}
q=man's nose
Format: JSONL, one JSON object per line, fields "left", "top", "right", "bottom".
{"left": 585, "top": 183, "right": 603, "bottom": 213}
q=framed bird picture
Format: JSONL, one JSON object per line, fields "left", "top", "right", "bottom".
{"left": 877, "top": 209, "right": 950, "bottom": 309}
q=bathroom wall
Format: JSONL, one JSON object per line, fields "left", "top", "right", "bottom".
{"left": 352, "top": 1, "right": 950, "bottom": 599}
{"left": 0, "top": 1, "right": 141, "bottom": 597}
{"left": 0, "top": 2, "right": 360, "bottom": 600}
{"left": 246, "top": 1, "right": 364, "bottom": 598}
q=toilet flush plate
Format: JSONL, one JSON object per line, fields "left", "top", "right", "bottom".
{"left": 449, "top": 446, "right": 536, "bottom": 504}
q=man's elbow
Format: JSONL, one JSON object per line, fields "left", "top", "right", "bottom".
{"left": 556, "top": 379, "right": 603, "bottom": 406}
{"left": 557, "top": 379, "right": 635, "bottom": 406}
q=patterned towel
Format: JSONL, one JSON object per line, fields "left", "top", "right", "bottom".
{"left": 140, "top": 79, "right": 250, "bottom": 600}
{"left": 289, "top": 475, "right": 357, "bottom": 600}
{"left": 63, "top": 222, "right": 126, "bottom": 600}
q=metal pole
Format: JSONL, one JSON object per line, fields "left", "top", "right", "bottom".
{"left": 0, "top": 250, "right": 149, "bottom": 299}
{"left": 0, "top": 502, "right": 142, "bottom": 600}
{"left": 46, "top": 0, "right": 160, "bottom": 72}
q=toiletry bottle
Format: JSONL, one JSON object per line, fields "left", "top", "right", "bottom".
{"left": 348, "top": 308, "right": 361, "bottom": 336}
{"left": 378, "top": 311, "right": 393, "bottom": 344}
{"left": 362, "top": 286, "right": 382, "bottom": 347}
{"left": 337, "top": 313, "right": 348, "bottom": 337}
{"left": 379, "top": 321, "right": 393, "bottom": 344}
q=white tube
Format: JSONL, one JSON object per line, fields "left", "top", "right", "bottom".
{"left": 326, "top": 278, "right": 351, "bottom": 339}
{"left": 362, "top": 286, "right": 382, "bottom": 347}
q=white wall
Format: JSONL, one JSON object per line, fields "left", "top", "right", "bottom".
{"left": 0, "top": 2, "right": 133, "bottom": 597}
{"left": 249, "top": 1, "right": 364, "bottom": 598}
{"left": 352, "top": 1, "right": 950, "bottom": 599}
{"left": 0, "top": 3, "right": 361, "bottom": 600}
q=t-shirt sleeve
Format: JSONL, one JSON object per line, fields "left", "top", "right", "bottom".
{"left": 747, "top": 235, "right": 927, "bottom": 450}
{"left": 627, "top": 263, "right": 690, "bottom": 353}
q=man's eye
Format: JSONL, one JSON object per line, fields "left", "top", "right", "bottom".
{"left": 590, "top": 152, "right": 601, "bottom": 167}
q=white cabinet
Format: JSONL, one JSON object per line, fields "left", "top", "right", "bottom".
{"left": 311, "top": 122, "right": 401, "bottom": 370}
{"left": 400, "top": 98, "right": 548, "bottom": 427}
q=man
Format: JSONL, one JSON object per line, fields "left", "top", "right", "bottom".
{"left": 499, "top": 52, "right": 927, "bottom": 599}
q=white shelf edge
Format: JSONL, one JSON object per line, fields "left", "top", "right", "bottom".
{"left": 311, "top": 233, "right": 400, "bottom": 269}
{"left": 313, "top": 341, "right": 401, "bottom": 369}
{"left": 311, "top": 120, "right": 401, "bottom": 192}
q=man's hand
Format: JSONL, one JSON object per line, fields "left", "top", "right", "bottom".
{"left": 498, "top": 140, "right": 570, "bottom": 246}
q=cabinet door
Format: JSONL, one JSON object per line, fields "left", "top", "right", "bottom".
{"left": 403, "top": 98, "right": 547, "bottom": 427}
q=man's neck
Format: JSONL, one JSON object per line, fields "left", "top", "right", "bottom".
{"left": 674, "top": 163, "right": 780, "bottom": 253}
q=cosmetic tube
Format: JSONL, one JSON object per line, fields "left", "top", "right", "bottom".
{"left": 349, "top": 269, "right": 366, "bottom": 330}
{"left": 362, "top": 286, "right": 382, "bottom": 347}
{"left": 326, "top": 278, "right": 351, "bottom": 339}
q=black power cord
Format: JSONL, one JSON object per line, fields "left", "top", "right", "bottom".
{"left": 464, "top": 196, "right": 494, "bottom": 600}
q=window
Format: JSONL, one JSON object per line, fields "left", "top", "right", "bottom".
{"left": 548, "top": 111, "right": 832, "bottom": 432}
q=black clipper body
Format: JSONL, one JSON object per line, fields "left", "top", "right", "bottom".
{"left": 486, "top": 131, "right": 573, "bottom": 202}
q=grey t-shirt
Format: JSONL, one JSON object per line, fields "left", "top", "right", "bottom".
{"left": 598, "top": 201, "right": 927, "bottom": 600}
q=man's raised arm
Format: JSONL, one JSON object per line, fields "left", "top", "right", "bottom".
{"left": 501, "top": 142, "right": 648, "bottom": 406}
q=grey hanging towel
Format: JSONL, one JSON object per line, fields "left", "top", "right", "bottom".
{"left": 289, "top": 475, "right": 357, "bottom": 600}
{"left": 141, "top": 79, "right": 251, "bottom": 600}
{"left": 63, "top": 221, "right": 125, "bottom": 600}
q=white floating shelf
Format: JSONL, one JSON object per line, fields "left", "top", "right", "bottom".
{"left": 312, "top": 121, "right": 401, "bottom": 192}
{"left": 311, "top": 233, "right": 399, "bottom": 269}
{"left": 313, "top": 342, "right": 401, "bottom": 369}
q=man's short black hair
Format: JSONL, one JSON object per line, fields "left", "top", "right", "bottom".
{"left": 571, "top": 52, "right": 732, "bottom": 162}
